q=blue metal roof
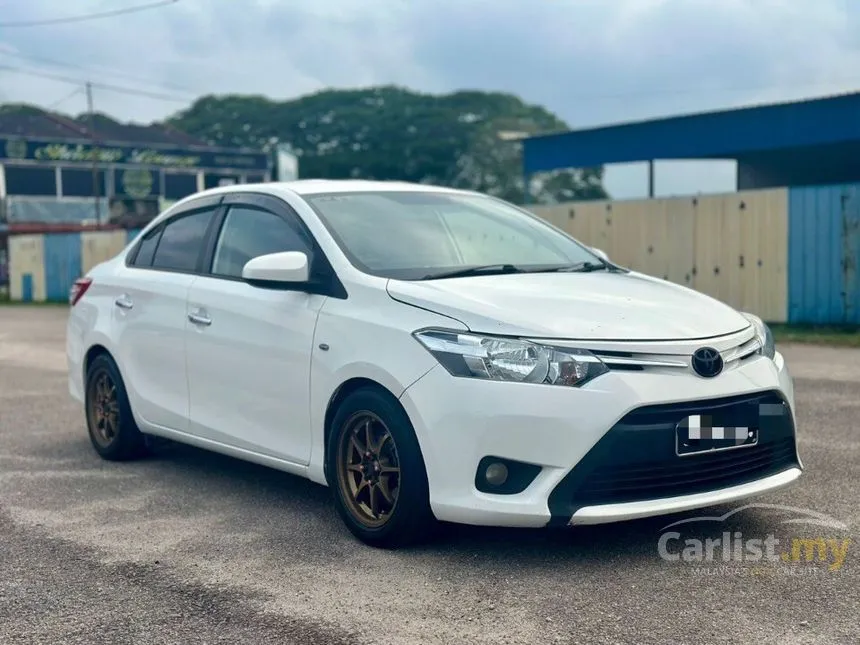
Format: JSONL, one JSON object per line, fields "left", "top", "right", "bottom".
{"left": 523, "top": 91, "right": 860, "bottom": 174}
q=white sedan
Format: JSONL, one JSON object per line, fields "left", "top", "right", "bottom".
{"left": 66, "top": 180, "right": 802, "bottom": 547}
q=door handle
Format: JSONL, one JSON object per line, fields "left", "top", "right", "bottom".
{"left": 115, "top": 295, "right": 133, "bottom": 310}
{"left": 188, "top": 311, "right": 212, "bottom": 326}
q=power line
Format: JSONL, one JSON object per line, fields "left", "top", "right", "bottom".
{"left": 0, "top": 64, "right": 192, "bottom": 103}
{"left": 0, "top": 0, "right": 180, "bottom": 28}
{"left": 0, "top": 49, "right": 199, "bottom": 96}
{"left": 45, "top": 86, "right": 84, "bottom": 110}
{"left": 86, "top": 82, "right": 102, "bottom": 223}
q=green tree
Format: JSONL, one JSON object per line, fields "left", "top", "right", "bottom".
{"left": 167, "top": 86, "right": 608, "bottom": 204}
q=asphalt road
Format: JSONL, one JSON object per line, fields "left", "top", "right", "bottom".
{"left": 1, "top": 307, "right": 857, "bottom": 645}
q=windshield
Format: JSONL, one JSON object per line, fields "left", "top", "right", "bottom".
{"left": 304, "top": 190, "right": 603, "bottom": 280}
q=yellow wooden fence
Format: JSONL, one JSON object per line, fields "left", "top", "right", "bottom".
{"left": 531, "top": 188, "right": 789, "bottom": 322}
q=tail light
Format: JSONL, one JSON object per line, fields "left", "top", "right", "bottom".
{"left": 70, "top": 277, "right": 93, "bottom": 306}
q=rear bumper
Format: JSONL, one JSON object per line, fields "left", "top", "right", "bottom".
{"left": 66, "top": 313, "right": 86, "bottom": 404}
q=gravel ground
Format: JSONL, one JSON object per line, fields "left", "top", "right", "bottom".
{"left": 1, "top": 306, "right": 857, "bottom": 645}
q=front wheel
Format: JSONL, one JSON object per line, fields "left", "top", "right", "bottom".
{"left": 327, "top": 387, "right": 436, "bottom": 548}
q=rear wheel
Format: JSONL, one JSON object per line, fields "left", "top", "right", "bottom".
{"left": 327, "top": 387, "right": 436, "bottom": 548}
{"left": 85, "top": 354, "right": 147, "bottom": 461}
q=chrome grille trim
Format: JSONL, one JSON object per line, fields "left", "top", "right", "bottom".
{"left": 529, "top": 325, "right": 761, "bottom": 373}
{"left": 723, "top": 337, "right": 762, "bottom": 365}
{"left": 530, "top": 325, "right": 756, "bottom": 356}
{"left": 592, "top": 354, "right": 688, "bottom": 369}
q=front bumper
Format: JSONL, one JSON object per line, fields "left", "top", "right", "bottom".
{"left": 398, "top": 351, "right": 800, "bottom": 528}
{"left": 569, "top": 467, "right": 802, "bottom": 526}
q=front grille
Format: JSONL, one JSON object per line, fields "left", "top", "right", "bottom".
{"left": 575, "top": 437, "right": 797, "bottom": 505}
{"left": 547, "top": 390, "right": 800, "bottom": 523}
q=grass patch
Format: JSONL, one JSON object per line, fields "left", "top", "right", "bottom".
{"left": 771, "top": 324, "right": 860, "bottom": 347}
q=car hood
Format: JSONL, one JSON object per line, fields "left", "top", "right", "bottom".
{"left": 386, "top": 271, "right": 751, "bottom": 341}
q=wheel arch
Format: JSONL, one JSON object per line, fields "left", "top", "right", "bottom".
{"left": 83, "top": 343, "right": 113, "bottom": 377}
{"left": 321, "top": 374, "right": 438, "bottom": 546}
{"left": 322, "top": 377, "right": 401, "bottom": 481}
{"left": 81, "top": 342, "right": 140, "bottom": 428}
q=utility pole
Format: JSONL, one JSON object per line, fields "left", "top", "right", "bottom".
{"left": 86, "top": 81, "right": 101, "bottom": 223}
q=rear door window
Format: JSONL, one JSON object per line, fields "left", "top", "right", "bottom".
{"left": 151, "top": 209, "right": 215, "bottom": 272}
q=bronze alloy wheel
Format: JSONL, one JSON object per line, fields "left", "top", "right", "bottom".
{"left": 335, "top": 411, "right": 401, "bottom": 528}
{"left": 87, "top": 369, "right": 120, "bottom": 447}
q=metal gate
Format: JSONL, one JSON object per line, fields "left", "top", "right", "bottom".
{"left": 788, "top": 184, "right": 860, "bottom": 324}
{"left": 43, "top": 233, "right": 82, "bottom": 302}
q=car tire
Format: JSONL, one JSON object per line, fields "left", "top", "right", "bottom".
{"left": 326, "top": 387, "right": 436, "bottom": 548}
{"left": 84, "top": 353, "right": 148, "bottom": 461}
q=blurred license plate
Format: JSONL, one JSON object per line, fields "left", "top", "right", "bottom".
{"left": 675, "top": 414, "right": 758, "bottom": 457}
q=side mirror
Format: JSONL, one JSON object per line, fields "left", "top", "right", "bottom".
{"left": 591, "top": 247, "right": 610, "bottom": 262}
{"left": 242, "top": 251, "right": 309, "bottom": 287}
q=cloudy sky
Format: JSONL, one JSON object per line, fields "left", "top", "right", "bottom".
{"left": 2, "top": 0, "right": 859, "bottom": 198}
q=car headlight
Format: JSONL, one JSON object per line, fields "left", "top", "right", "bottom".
{"left": 413, "top": 329, "right": 609, "bottom": 387}
{"left": 742, "top": 313, "right": 775, "bottom": 360}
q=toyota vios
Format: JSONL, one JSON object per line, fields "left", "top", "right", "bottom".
{"left": 66, "top": 180, "right": 802, "bottom": 547}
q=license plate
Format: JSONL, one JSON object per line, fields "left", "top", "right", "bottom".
{"left": 675, "top": 414, "right": 758, "bottom": 457}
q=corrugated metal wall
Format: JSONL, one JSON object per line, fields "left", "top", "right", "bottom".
{"left": 532, "top": 189, "right": 790, "bottom": 322}
{"left": 788, "top": 184, "right": 860, "bottom": 324}
{"left": 43, "top": 233, "right": 82, "bottom": 302}
{"left": 8, "top": 230, "right": 128, "bottom": 302}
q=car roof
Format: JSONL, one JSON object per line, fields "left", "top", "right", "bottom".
{"left": 188, "top": 179, "right": 469, "bottom": 201}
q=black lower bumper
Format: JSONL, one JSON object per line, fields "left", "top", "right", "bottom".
{"left": 547, "top": 390, "right": 800, "bottom": 526}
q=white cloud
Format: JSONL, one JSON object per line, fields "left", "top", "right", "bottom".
{"left": 1, "top": 0, "right": 859, "bottom": 196}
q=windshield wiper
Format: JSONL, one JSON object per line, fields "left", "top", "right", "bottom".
{"left": 528, "top": 261, "right": 611, "bottom": 274}
{"left": 421, "top": 264, "right": 524, "bottom": 280}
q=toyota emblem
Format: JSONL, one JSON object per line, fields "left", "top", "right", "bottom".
{"left": 691, "top": 347, "right": 723, "bottom": 378}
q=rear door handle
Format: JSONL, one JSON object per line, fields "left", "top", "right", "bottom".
{"left": 188, "top": 311, "right": 212, "bottom": 326}
{"left": 115, "top": 295, "right": 133, "bottom": 310}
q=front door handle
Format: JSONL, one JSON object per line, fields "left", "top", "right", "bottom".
{"left": 188, "top": 311, "right": 212, "bottom": 326}
{"left": 115, "top": 295, "right": 134, "bottom": 310}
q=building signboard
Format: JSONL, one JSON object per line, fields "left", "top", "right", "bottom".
{"left": 1, "top": 136, "right": 270, "bottom": 171}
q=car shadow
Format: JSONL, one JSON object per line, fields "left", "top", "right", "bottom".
{"left": 140, "top": 438, "right": 791, "bottom": 565}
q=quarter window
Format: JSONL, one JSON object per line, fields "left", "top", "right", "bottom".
{"left": 151, "top": 209, "right": 215, "bottom": 272}
{"left": 131, "top": 228, "right": 162, "bottom": 267}
{"left": 211, "top": 206, "right": 311, "bottom": 278}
